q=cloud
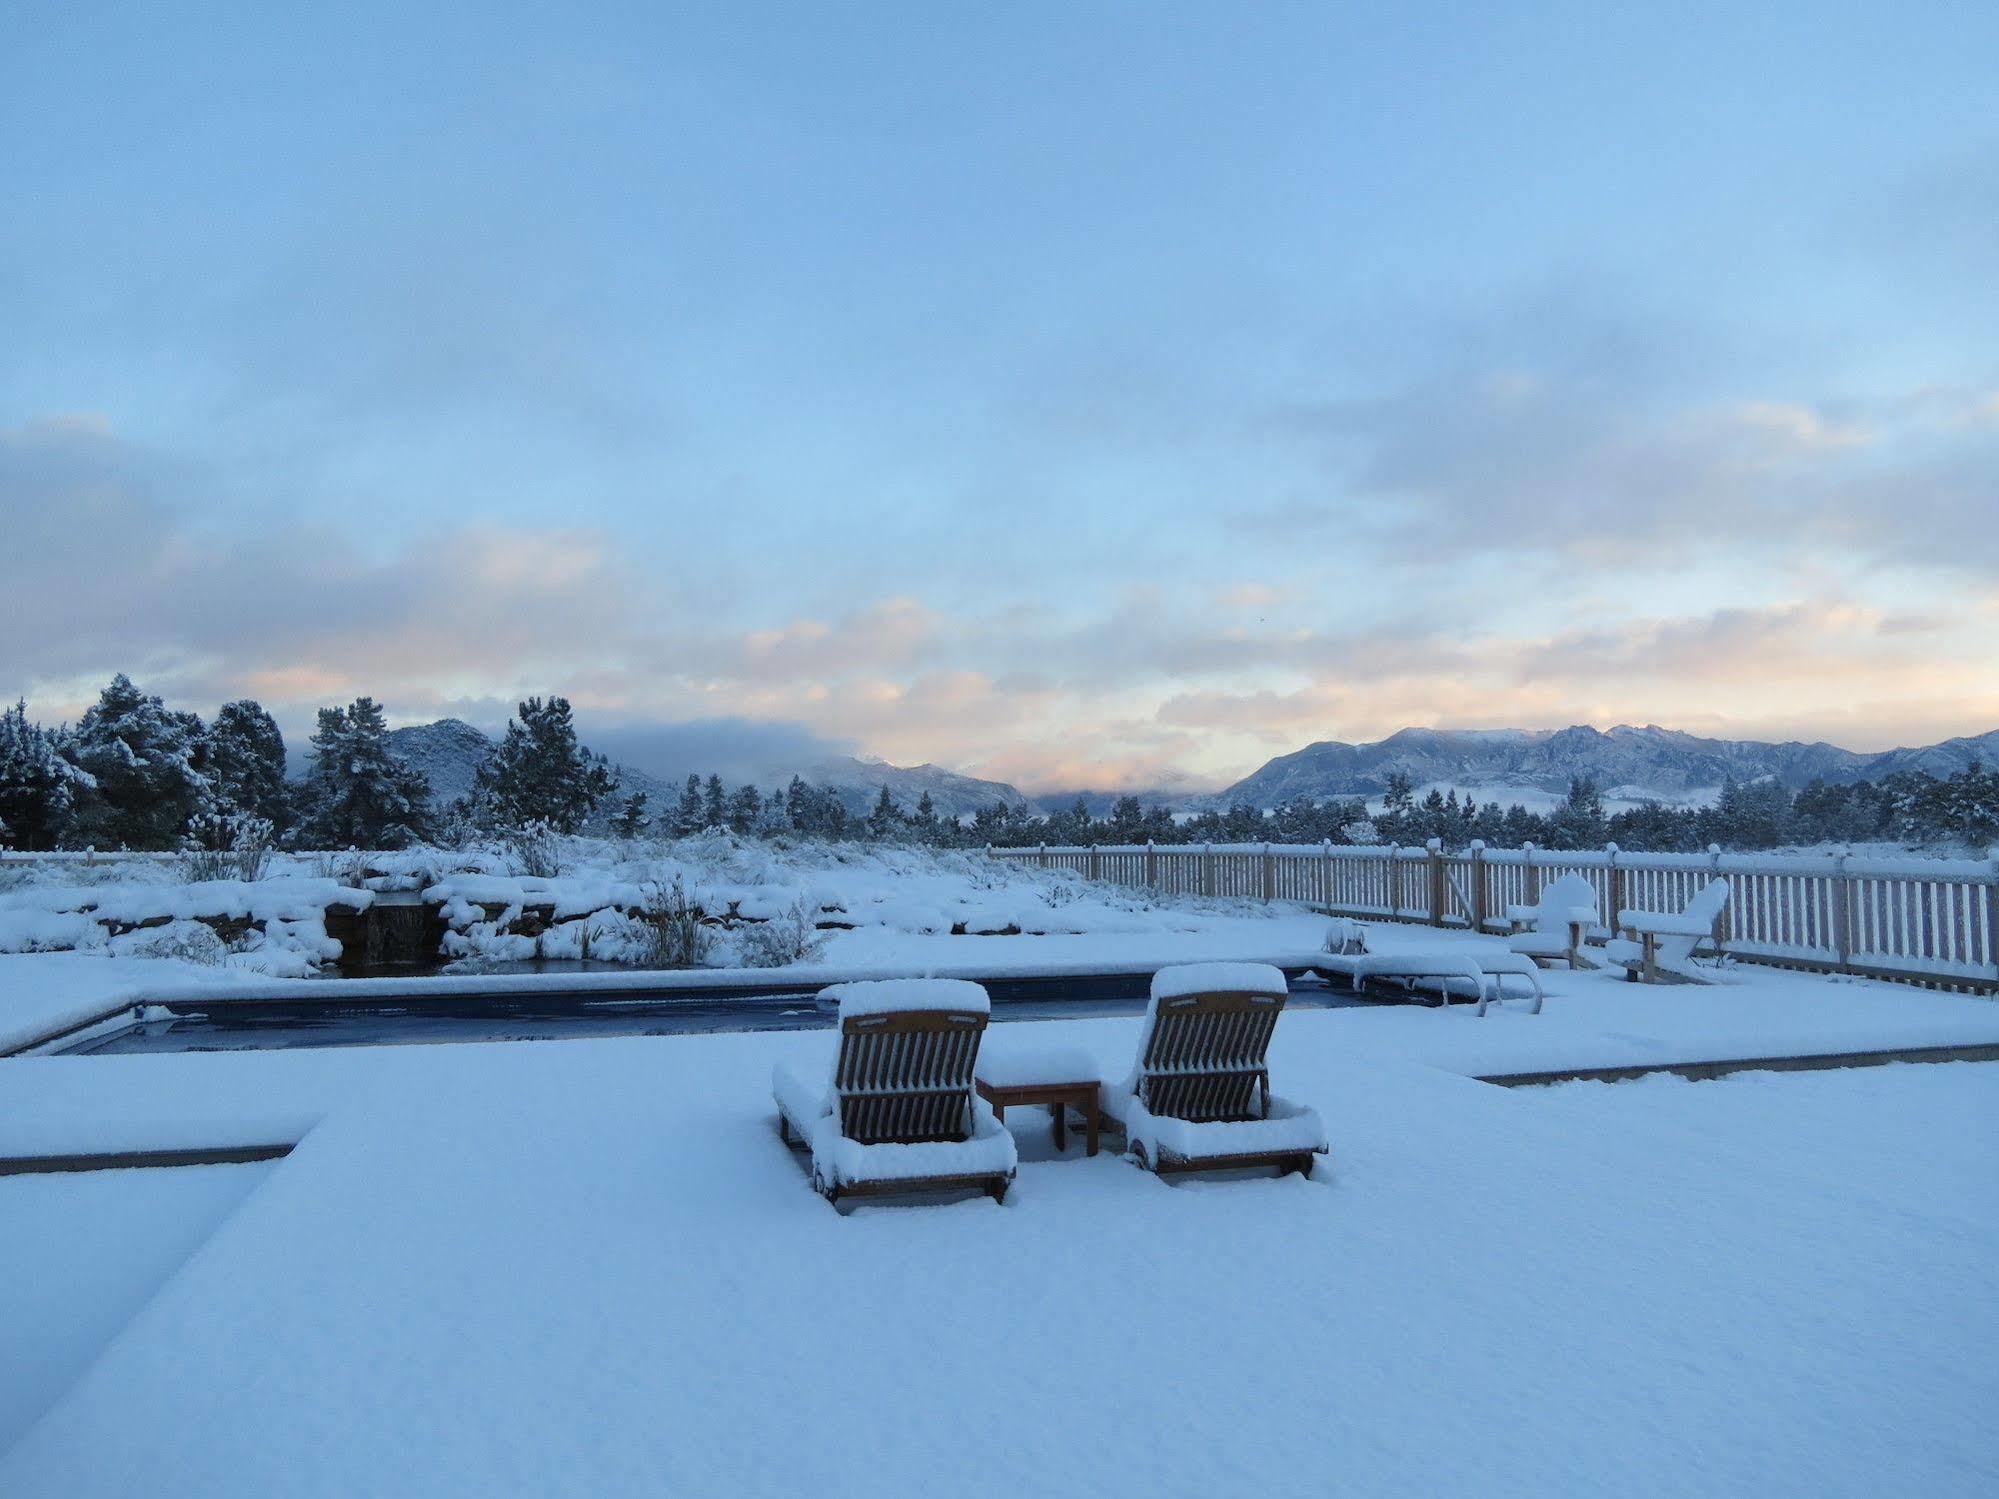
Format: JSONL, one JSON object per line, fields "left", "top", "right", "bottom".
{"left": 7, "top": 409, "right": 1996, "bottom": 793}
{"left": 577, "top": 716, "right": 855, "bottom": 786}
{"left": 1248, "top": 309, "right": 1999, "bottom": 575}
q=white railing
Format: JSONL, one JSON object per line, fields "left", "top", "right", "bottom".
{"left": 991, "top": 840, "right": 1999, "bottom": 992}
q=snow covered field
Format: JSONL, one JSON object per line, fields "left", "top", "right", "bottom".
{"left": 4, "top": 911, "right": 1997, "bottom": 1495}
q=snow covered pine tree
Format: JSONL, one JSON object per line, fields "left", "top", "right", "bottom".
{"left": 472, "top": 696, "right": 616, "bottom": 833}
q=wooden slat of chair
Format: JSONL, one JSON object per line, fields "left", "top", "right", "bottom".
{"left": 834, "top": 1009, "right": 985, "bottom": 1145}
{"left": 1138, "top": 992, "right": 1283, "bottom": 1123}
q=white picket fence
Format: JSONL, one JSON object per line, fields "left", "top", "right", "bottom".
{"left": 990, "top": 841, "right": 1999, "bottom": 993}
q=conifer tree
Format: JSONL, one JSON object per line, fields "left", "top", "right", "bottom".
{"left": 70, "top": 674, "right": 208, "bottom": 848}
{"left": 703, "top": 773, "right": 727, "bottom": 828}
{"left": 206, "top": 700, "right": 291, "bottom": 830}
{"left": 865, "top": 785, "right": 900, "bottom": 839}
{"left": 726, "top": 783, "right": 761, "bottom": 834}
{"left": 610, "top": 790, "right": 650, "bottom": 840}
{"left": 472, "top": 696, "right": 614, "bottom": 833}
{"left": 676, "top": 774, "right": 704, "bottom": 835}
{"left": 296, "top": 697, "right": 432, "bottom": 849}
{"left": 0, "top": 700, "right": 88, "bottom": 849}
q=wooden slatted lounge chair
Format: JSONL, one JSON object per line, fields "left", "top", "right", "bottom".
{"left": 1606, "top": 878, "right": 1731, "bottom": 984}
{"left": 773, "top": 978, "right": 1016, "bottom": 1207}
{"left": 1504, "top": 873, "right": 1601, "bottom": 969}
{"left": 1098, "top": 962, "right": 1327, "bottom": 1179}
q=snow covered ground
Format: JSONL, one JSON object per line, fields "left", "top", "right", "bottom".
{"left": 4, "top": 909, "right": 1997, "bottom": 1495}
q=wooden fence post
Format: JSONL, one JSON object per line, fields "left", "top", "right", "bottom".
{"left": 1605, "top": 842, "right": 1623, "bottom": 940}
{"left": 1202, "top": 843, "right": 1216, "bottom": 899}
{"left": 1145, "top": 839, "right": 1158, "bottom": 891}
{"left": 1261, "top": 842, "right": 1275, "bottom": 902}
{"left": 1984, "top": 848, "right": 1999, "bottom": 989}
{"left": 1468, "top": 841, "right": 1487, "bottom": 932}
{"left": 1321, "top": 838, "right": 1333, "bottom": 911}
{"left": 1426, "top": 838, "right": 1445, "bottom": 927}
{"left": 1831, "top": 848, "right": 1853, "bottom": 971}
{"left": 1087, "top": 843, "right": 1100, "bottom": 882}
{"left": 1709, "top": 844, "right": 1731, "bottom": 950}
{"left": 1521, "top": 842, "right": 1538, "bottom": 910}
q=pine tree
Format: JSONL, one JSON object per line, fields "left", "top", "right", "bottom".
{"left": 0, "top": 700, "right": 89, "bottom": 849}
{"left": 1548, "top": 776, "right": 1608, "bottom": 850}
{"left": 703, "top": 773, "right": 727, "bottom": 829}
{"left": 866, "top": 785, "right": 900, "bottom": 839}
{"left": 913, "top": 790, "right": 936, "bottom": 830}
{"left": 472, "top": 696, "right": 615, "bottom": 833}
{"left": 726, "top": 783, "right": 761, "bottom": 834}
{"left": 70, "top": 674, "right": 209, "bottom": 848}
{"left": 296, "top": 697, "right": 433, "bottom": 849}
{"left": 1108, "top": 795, "right": 1145, "bottom": 843}
{"left": 206, "top": 700, "right": 290, "bottom": 830}
{"left": 676, "top": 774, "right": 704, "bottom": 835}
{"left": 610, "top": 790, "right": 650, "bottom": 840}
{"left": 784, "top": 776, "right": 813, "bottom": 833}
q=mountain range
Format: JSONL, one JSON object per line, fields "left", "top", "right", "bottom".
{"left": 347, "top": 718, "right": 1999, "bottom": 823}
{"left": 370, "top": 719, "right": 1031, "bottom": 822}
{"left": 1215, "top": 724, "right": 1999, "bottom": 808}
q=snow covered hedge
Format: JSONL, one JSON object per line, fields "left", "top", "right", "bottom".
{"left": 0, "top": 831, "right": 1245, "bottom": 975}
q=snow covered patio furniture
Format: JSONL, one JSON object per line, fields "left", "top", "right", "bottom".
{"left": 1608, "top": 878, "right": 1732, "bottom": 985}
{"left": 974, "top": 1043, "right": 1103, "bottom": 1156}
{"left": 1339, "top": 949, "right": 1546, "bottom": 1016}
{"left": 1098, "top": 962, "right": 1327, "bottom": 1178}
{"left": 773, "top": 978, "right": 1016, "bottom": 1207}
{"left": 1504, "top": 873, "right": 1601, "bottom": 969}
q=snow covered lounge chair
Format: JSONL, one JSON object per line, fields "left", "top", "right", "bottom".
{"left": 1099, "top": 963, "right": 1327, "bottom": 1179}
{"left": 773, "top": 979, "right": 1017, "bottom": 1207}
{"left": 1606, "top": 879, "right": 1731, "bottom": 984}
{"left": 1343, "top": 950, "right": 1546, "bottom": 1016}
{"left": 1504, "top": 873, "right": 1601, "bottom": 969}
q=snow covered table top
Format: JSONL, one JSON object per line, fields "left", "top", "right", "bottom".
{"left": 974, "top": 1043, "right": 1104, "bottom": 1088}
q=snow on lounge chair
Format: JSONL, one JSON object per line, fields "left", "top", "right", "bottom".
{"left": 1605, "top": 878, "right": 1731, "bottom": 984}
{"left": 1098, "top": 963, "right": 1327, "bottom": 1178}
{"left": 773, "top": 979, "right": 1017, "bottom": 1207}
{"left": 1504, "top": 873, "right": 1600, "bottom": 969}
{"left": 1342, "top": 949, "right": 1546, "bottom": 1016}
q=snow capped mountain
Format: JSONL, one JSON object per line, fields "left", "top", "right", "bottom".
{"left": 379, "top": 719, "right": 499, "bottom": 807}
{"left": 1217, "top": 724, "right": 1999, "bottom": 807}
{"left": 352, "top": 721, "right": 1030, "bottom": 821}
{"left": 799, "top": 758, "right": 1031, "bottom": 818}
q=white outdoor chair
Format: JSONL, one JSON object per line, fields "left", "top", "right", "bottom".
{"left": 1605, "top": 878, "right": 1731, "bottom": 984}
{"left": 1504, "top": 873, "right": 1600, "bottom": 969}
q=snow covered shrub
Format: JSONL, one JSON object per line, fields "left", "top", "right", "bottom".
{"left": 637, "top": 875, "right": 712, "bottom": 968}
{"left": 179, "top": 812, "right": 275, "bottom": 883}
{"left": 311, "top": 849, "right": 364, "bottom": 885}
{"left": 736, "top": 897, "right": 828, "bottom": 968}
{"left": 114, "top": 919, "right": 228, "bottom": 965}
{"left": 1040, "top": 877, "right": 1082, "bottom": 908}
{"left": 508, "top": 819, "right": 566, "bottom": 879}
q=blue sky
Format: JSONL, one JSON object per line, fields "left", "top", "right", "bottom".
{"left": 4, "top": 2, "right": 1996, "bottom": 789}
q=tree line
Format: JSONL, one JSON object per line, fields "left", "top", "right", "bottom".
{"left": 4, "top": 675, "right": 1995, "bottom": 855}
{"left": 964, "top": 768, "right": 1999, "bottom": 852}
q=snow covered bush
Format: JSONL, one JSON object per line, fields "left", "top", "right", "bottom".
{"left": 111, "top": 919, "right": 228, "bottom": 966}
{"left": 636, "top": 875, "right": 712, "bottom": 968}
{"left": 179, "top": 811, "right": 275, "bottom": 883}
{"left": 735, "top": 897, "right": 828, "bottom": 968}
{"left": 507, "top": 819, "right": 566, "bottom": 879}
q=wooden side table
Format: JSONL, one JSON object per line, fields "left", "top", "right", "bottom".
{"left": 975, "top": 1075, "right": 1102, "bottom": 1157}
